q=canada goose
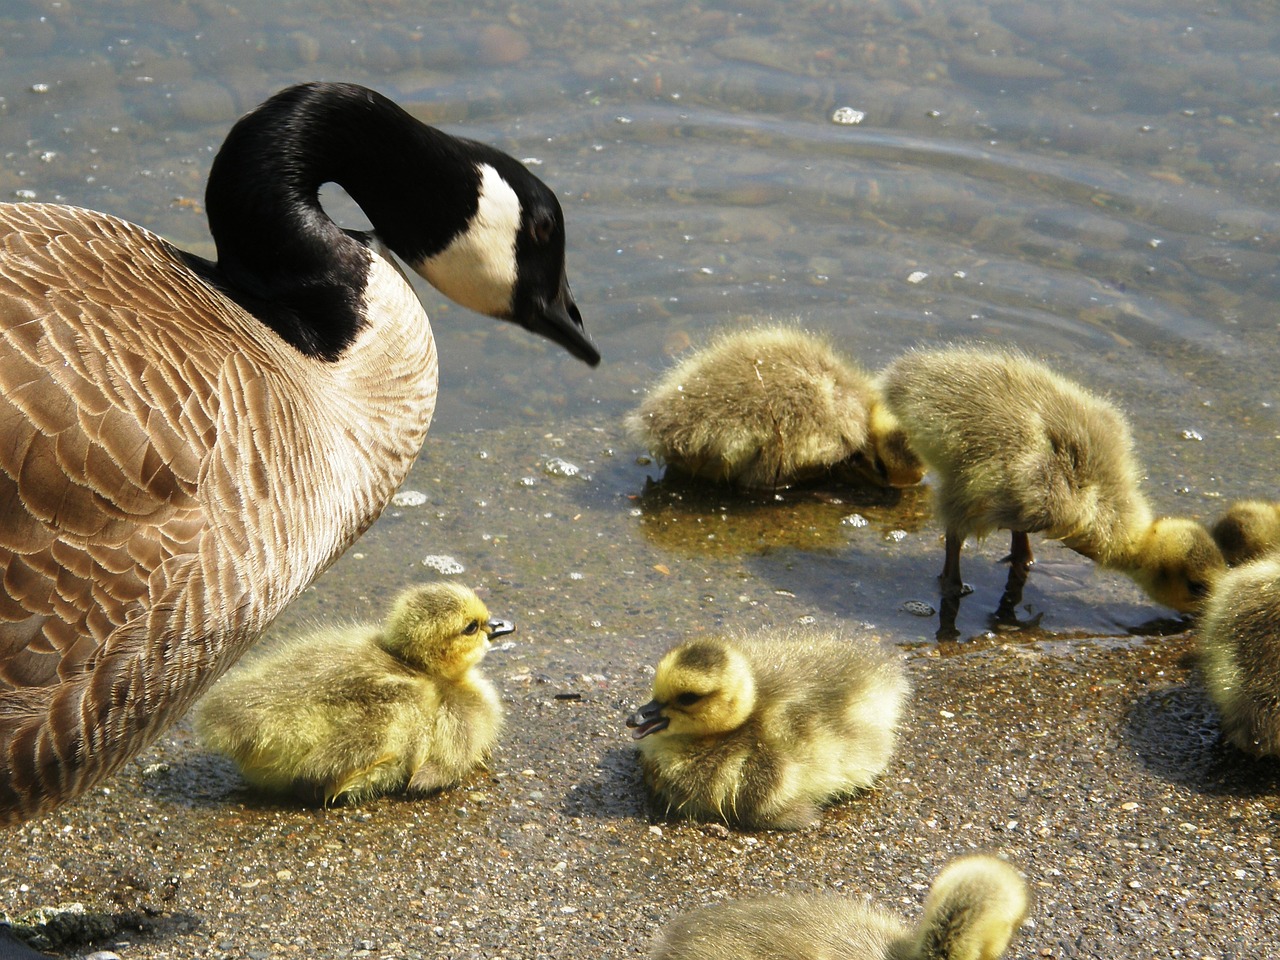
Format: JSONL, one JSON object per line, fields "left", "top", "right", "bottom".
{"left": 195, "top": 582, "right": 510, "bottom": 803}
{"left": 625, "top": 626, "right": 908, "bottom": 830}
{"left": 0, "top": 81, "right": 598, "bottom": 825}
{"left": 627, "top": 325, "right": 923, "bottom": 491}
{"left": 1211, "top": 500, "right": 1280, "bottom": 566}
{"left": 880, "top": 346, "right": 1224, "bottom": 635}
{"left": 650, "top": 854, "right": 1029, "bottom": 960}
{"left": 1197, "top": 556, "right": 1280, "bottom": 757}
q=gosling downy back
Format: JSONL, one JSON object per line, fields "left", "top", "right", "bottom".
{"left": 0, "top": 82, "right": 594, "bottom": 824}
{"left": 1211, "top": 500, "right": 1280, "bottom": 566}
{"left": 628, "top": 325, "right": 919, "bottom": 490}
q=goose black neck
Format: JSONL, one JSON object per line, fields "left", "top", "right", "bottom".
{"left": 202, "top": 82, "right": 481, "bottom": 360}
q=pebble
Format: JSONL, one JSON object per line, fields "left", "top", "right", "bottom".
{"left": 831, "top": 106, "right": 865, "bottom": 125}
{"left": 391, "top": 490, "right": 428, "bottom": 507}
{"left": 421, "top": 555, "right": 465, "bottom": 574}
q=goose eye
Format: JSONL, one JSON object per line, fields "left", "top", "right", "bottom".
{"left": 530, "top": 211, "right": 554, "bottom": 245}
{"left": 463, "top": 619, "right": 481, "bottom": 635}
{"left": 675, "top": 692, "right": 702, "bottom": 707}
{"left": 1188, "top": 580, "right": 1209, "bottom": 599}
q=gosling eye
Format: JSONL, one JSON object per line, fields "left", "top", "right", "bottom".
{"left": 1187, "top": 580, "right": 1209, "bottom": 599}
{"left": 462, "top": 619, "right": 481, "bottom": 635}
{"left": 675, "top": 692, "right": 702, "bottom": 707}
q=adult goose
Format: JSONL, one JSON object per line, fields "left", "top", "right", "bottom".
{"left": 0, "top": 81, "right": 598, "bottom": 825}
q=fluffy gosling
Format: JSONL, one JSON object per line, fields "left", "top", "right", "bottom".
{"left": 1211, "top": 500, "right": 1280, "bottom": 566}
{"left": 195, "top": 582, "right": 512, "bottom": 804}
{"left": 1197, "top": 555, "right": 1280, "bottom": 756}
{"left": 881, "top": 346, "right": 1224, "bottom": 621}
{"left": 627, "top": 325, "right": 923, "bottom": 490}
{"left": 626, "top": 626, "right": 908, "bottom": 830}
{"left": 651, "top": 854, "right": 1029, "bottom": 960}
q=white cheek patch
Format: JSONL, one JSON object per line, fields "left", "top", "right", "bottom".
{"left": 417, "top": 163, "right": 520, "bottom": 318}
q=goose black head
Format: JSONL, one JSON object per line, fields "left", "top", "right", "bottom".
{"left": 412, "top": 145, "right": 599, "bottom": 366}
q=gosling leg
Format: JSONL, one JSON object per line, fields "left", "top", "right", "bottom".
{"left": 937, "top": 530, "right": 965, "bottom": 640}
{"left": 995, "top": 531, "right": 1034, "bottom": 623}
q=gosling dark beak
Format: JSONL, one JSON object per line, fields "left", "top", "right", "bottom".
{"left": 525, "top": 278, "right": 600, "bottom": 367}
{"left": 625, "top": 699, "right": 669, "bottom": 740}
{"left": 487, "top": 618, "right": 515, "bottom": 638}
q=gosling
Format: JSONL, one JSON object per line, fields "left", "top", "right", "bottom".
{"left": 650, "top": 854, "right": 1029, "bottom": 960}
{"left": 1197, "top": 555, "right": 1280, "bottom": 756}
{"left": 881, "top": 346, "right": 1225, "bottom": 622}
{"left": 626, "top": 626, "right": 908, "bottom": 830}
{"left": 627, "top": 325, "right": 923, "bottom": 491}
{"left": 1211, "top": 500, "right": 1280, "bottom": 566}
{"left": 195, "top": 582, "right": 512, "bottom": 804}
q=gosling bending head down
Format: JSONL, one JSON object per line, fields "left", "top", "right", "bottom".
{"left": 627, "top": 325, "right": 923, "bottom": 491}
{"left": 881, "top": 346, "right": 1224, "bottom": 629}
{"left": 626, "top": 626, "right": 908, "bottom": 830}
{"left": 650, "top": 854, "right": 1030, "bottom": 960}
{"left": 196, "top": 581, "right": 512, "bottom": 804}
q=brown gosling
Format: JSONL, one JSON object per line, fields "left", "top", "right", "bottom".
{"left": 1211, "top": 500, "right": 1280, "bottom": 566}
{"left": 880, "top": 346, "right": 1225, "bottom": 615}
{"left": 626, "top": 325, "right": 923, "bottom": 491}
{"left": 650, "top": 854, "right": 1030, "bottom": 960}
{"left": 625, "top": 626, "right": 908, "bottom": 830}
{"left": 196, "top": 582, "right": 511, "bottom": 804}
{"left": 1197, "top": 555, "right": 1280, "bottom": 756}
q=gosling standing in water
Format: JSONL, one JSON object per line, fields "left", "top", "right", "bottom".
{"left": 1197, "top": 555, "right": 1280, "bottom": 756}
{"left": 651, "top": 854, "right": 1029, "bottom": 960}
{"left": 1211, "top": 500, "right": 1280, "bottom": 566}
{"left": 881, "top": 346, "right": 1224, "bottom": 636}
{"left": 626, "top": 626, "right": 908, "bottom": 830}
{"left": 627, "top": 325, "right": 922, "bottom": 491}
{"left": 196, "top": 582, "right": 511, "bottom": 804}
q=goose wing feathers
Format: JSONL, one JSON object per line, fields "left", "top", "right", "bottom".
{"left": 0, "top": 203, "right": 292, "bottom": 816}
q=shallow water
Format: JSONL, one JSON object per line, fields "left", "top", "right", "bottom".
{"left": 2, "top": 0, "right": 1279, "bottom": 955}
{"left": 5, "top": 0, "right": 1275, "bottom": 635}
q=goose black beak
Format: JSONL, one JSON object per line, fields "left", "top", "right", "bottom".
{"left": 487, "top": 617, "right": 516, "bottom": 638}
{"left": 525, "top": 279, "right": 600, "bottom": 367}
{"left": 625, "top": 699, "right": 669, "bottom": 740}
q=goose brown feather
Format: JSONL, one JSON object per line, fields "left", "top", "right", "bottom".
{"left": 0, "top": 202, "right": 437, "bottom": 822}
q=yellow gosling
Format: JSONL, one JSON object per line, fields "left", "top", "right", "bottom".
{"left": 627, "top": 325, "right": 922, "bottom": 490}
{"left": 626, "top": 626, "right": 908, "bottom": 830}
{"left": 651, "top": 854, "right": 1029, "bottom": 960}
{"left": 881, "top": 346, "right": 1224, "bottom": 616}
{"left": 1198, "top": 555, "right": 1280, "bottom": 756}
{"left": 196, "top": 582, "right": 510, "bottom": 804}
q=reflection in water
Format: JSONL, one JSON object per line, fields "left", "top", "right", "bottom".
{"left": 632, "top": 471, "right": 926, "bottom": 557}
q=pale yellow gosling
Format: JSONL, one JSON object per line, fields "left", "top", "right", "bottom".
{"left": 650, "top": 854, "right": 1029, "bottom": 960}
{"left": 626, "top": 626, "right": 908, "bottom": 830}
{"left": 196, "top": 582, "right": 511, "bottom": 804}
{"left": 627, "top": 325, "right": 923, "bottom": 490}
{"left": 1211, "top": 500, "right": 1280, "bottom": 566}
{"left": 881, "top": 346, "right": 1224, "bottom": 613}
{"left": 1198, "top": 555, "right": 1280, "bottom": 756}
